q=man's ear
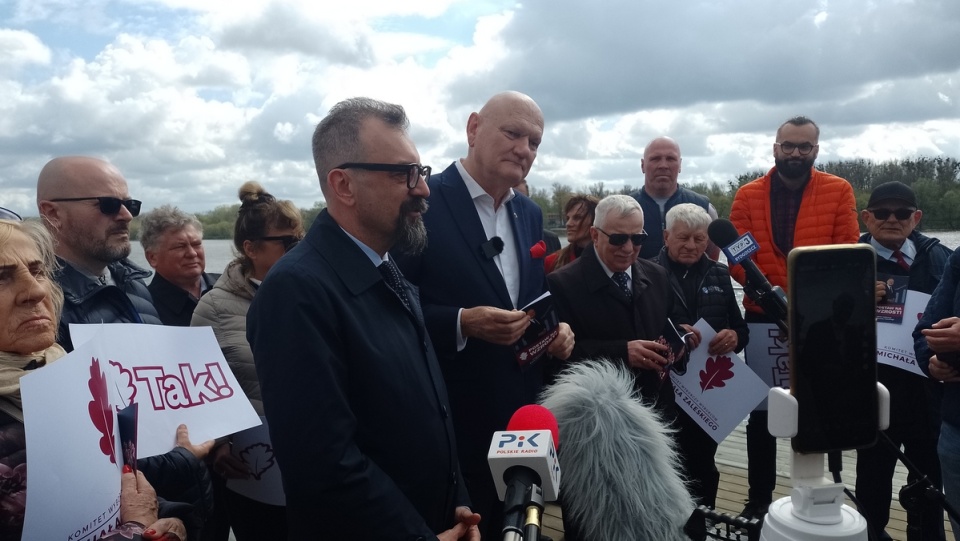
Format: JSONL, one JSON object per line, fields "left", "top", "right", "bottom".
{"left": 466, "top": 112, "right": 481, "bottom": 148}
{"left": 327, "top": 169, "right": 356, "bottom": 207}
{"left": 144, "top": 249, "right": 159, "bottom": 269}
{"left": 38, "top": 201, "right": 62, "bottom": 232}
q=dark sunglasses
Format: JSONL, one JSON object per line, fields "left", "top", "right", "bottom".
{"left": 596, "top": 227, "right": 648, "bottom": 247}
{"left": 0, "top": 207, "right": 22, "bottom": 221}
{"left": 255, "top": 235, "right": 302, "bottom": 252}
{"left": 49, "top": 197, "right": 142, "bottom": 217}
{"left": 869, "top": 208, "right": 915, "bottom": 221}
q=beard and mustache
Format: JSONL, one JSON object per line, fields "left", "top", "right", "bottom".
{"left": 775, "top": 156, "right": 816, "bottom": 180}
{"left": 393, "top": 197, "right": 429, "bottom": 255}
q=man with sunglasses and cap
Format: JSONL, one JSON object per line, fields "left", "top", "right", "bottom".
{"left": 856, "top": 181, "right": 950, "bottom": 541}
{"left": 36, "top": 156, "right": 161, "bottom": 351}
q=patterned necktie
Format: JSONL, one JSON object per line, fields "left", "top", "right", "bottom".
{"left": 612, "top": 271, "right": 631, "bottom": 297}
{"left": 892, "top": 249, "right": 910, "bottom": 271}
{"left": 379, "top": 260, "right": 412, "bottom": 312}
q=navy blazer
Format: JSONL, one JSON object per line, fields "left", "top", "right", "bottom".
{"left": 248, "top": 209, "right": 467, "bottom": 540}
{"left": 395, "top": 162, "right": 549, "bottom": 484}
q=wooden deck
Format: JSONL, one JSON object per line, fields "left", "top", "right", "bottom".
{"left": 541, "top": 421, "right": 954, "bottom": 540}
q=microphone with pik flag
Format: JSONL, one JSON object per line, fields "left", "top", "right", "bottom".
{"left": 487, "top": 404, "right": 561, "bottom": 541}
{"left": 707, "top": 218, "right": 788, "bottom": 333}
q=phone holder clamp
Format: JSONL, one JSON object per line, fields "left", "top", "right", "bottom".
{"left": 759, "top": 384, "right": 890, "bottom": 540}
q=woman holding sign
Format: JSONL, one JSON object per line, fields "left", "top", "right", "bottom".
{"left": 0, "top": 217, "right": 186, "bottom": 540}
{"left": 654, "top": 203, "right": 748, "bottom": 510}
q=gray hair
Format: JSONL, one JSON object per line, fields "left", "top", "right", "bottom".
{"left": 311, "top": 97, "right": 409, "bottom": 194}
{"left": 665, "top": 203, "right": 711, "bottom": 232}
{"left": 594, "top": 195, "right": 643, "bottom": 230}
{"left": 138, "top": 205, "right": 203, "bottom": 252}
{"left": 0, "top": 219, "right": 65, "bottom": 326}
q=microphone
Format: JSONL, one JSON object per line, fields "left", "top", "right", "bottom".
{"left": 540, "top": 360, "right": 693, "bottom": 541}
{"left": 487, "top": 405, "right": 561, "bottom": 541}
{"left": 707, "top": 218, "right": 788, "bottom": 333}
{"left": 481, "top": 236, "right": 505, "bottom": 260}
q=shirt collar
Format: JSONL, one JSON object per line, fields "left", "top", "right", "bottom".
{"left": 869, "top": 236, "right": 916, "bottom": 262}
{"left": 341, "top": 227, "right": 388, "bottom": 267}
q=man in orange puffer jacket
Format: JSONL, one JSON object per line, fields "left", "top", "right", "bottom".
{"left": 729, "top": 116, "right": 860, "bottom": 522}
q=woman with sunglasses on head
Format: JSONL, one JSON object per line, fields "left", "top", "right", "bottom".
{"left": 190, "top": 181, "right": 303, "bottom": 541}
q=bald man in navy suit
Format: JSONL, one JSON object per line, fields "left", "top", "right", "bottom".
{"left": 396, "top": 91, "right": 574, "bottom": 539}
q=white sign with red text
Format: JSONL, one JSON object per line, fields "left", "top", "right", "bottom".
{"left": 21, "top": 332, "right": 124, "bottom": 541}
{"left": 70, "top": 323, "right": 261, "bottom": 457}
{"left": 670, "top": 319, "right": 769, "bottom": 443}
{"left": 876, "top": 290, "right": 930, "bottom": 377}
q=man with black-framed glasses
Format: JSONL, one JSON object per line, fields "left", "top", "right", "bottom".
{"left": 729, "top": 116, "right": 860, "bottom": 523}
{"left": 36, "top": 156, "right": 161, "bottom": 351}
{"left": 857, "top": 181, "right": 950, "bottom": 541}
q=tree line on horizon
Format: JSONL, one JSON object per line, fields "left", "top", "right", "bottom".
{"left": 141, "top": 156, "right": 959, "bottom": 240}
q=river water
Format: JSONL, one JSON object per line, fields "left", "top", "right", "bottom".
{"left": 126, "top": 230, "right": 960, "bottom": 279}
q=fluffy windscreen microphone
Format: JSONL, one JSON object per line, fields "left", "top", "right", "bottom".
{"left": 506, "top": 404, "right": 560, "bottom": 452}
{"left": 540, "top": 359, "right": 693, "bottom": 541}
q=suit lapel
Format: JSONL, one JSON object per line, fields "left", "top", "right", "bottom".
{"left": 439, "top": 168, "right": 513, "bottom": 308}
{"left": 581, "top": 244, "right": 633, "bottom": 307}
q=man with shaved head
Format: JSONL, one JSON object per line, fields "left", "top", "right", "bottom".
{"left": 37, "top": 156, "right": 161, "bottom": 350}
{"left": 396, "top": 91, "right": 575, "bottom": 538}
{"left": 631, "top": 136, "right": 719, "bottom": 260}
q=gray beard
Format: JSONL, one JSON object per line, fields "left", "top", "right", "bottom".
{"left": 393, "top": 216, "right": 428, "bottom": 255}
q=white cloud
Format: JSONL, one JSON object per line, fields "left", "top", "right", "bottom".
{"left": 0, "top": 28, "right": 51, "bottom": 68}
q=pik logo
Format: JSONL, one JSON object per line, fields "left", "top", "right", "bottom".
{"left": 498, "top": 433, "right": 540, "bottom": 448}
{"left": 239, "top": 443, "right": 278, "bottom": 480}
{"left": 699, "top": 355, "right": 734, "bottom": 392}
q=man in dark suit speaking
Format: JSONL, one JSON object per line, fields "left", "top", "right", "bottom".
{"left": 396, "top": 91, "right": 574, "bottom": 538}
{"left": 247, "top": 97, "right": 479, "bottom": 540}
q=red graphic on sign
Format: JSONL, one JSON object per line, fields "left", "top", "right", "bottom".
{"left": 239, "top": 443, "right": 277, "bottom": 481}
{"left": 699, "top": 355, "right": 735, "bottom": 392}
{"left": 88, "top": 358, "right": 117, "bottom": 464}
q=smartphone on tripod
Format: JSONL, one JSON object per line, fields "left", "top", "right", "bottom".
{"left": 788, "top": 244, "right": 878, "bottom": 454}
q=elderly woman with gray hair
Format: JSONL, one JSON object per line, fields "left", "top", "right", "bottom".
{"left": 0, "top": 217, "right": 187, "bottom": 540}
{"left": 654, "top": 202, "right": 748, "bottom": 510}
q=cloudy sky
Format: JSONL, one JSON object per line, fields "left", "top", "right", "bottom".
{"left": 2, "top": 0, "right": 959, "bottom": 216}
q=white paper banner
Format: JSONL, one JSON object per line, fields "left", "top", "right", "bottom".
{"left": 21, "top": 328, "right": 123, "bottom": 541}
{"left": 226, "top": 417, "right": 286, "bottom": 506}
{"left": 743, "top": 323, "right": 791, "bottom": 410}
{"left": 670, "top": 320, "right": 770, "bottom": 443}
{"left": 69, "top": 323, "right": 261, "bottom": 458}
{"left": 876, "top": 290, "right": 930, "bottom": 377}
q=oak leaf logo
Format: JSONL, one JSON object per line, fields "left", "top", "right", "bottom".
{"left": 699, "top": 355, "right": 735, "bottom": 392}
{"left": 88, "top": 358, "right": 117, "bottom": 464}
{"left": 108, "top": 359, "right": 137, "bottom": 410}
{"left": 239, "top": 443, "right": 277, "bottom": 481}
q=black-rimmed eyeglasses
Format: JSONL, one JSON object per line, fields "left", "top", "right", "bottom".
{"left": 48, "top": 197, "right": 142, "bottom": 217}
{"left": 869, "top": 208, "right": 915, "bottom": 221}
{"left": 596, "top": 228, "right": 648, "bottom": 247}
{"left": 0, "top": 207, "right": 22, "bottom": 221}
{"left": 775, "top": 142, "right": 818, "bottom": 155}
{"left": 335, "top": 163, "right": 431, "bottom": 190}
{"left": 254, "top": 235, "right": 302, "bottom": 252}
